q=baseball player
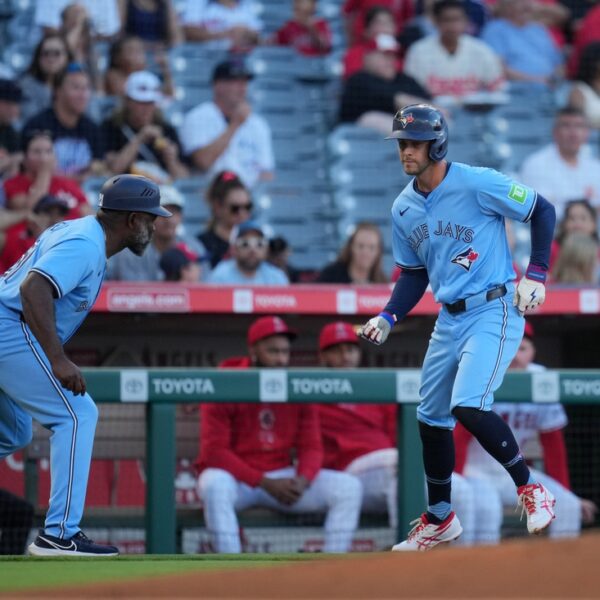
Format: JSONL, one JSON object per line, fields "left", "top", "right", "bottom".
{"left": 196, "top": 316, "right": 362, "bottom": 553}
{"left": 455, "top": 322, "right": 598, "bottom": 541}
{"left": 318, "top": 321, "right": 501, "bottom": 546}
{"left": 0, "top": 174, "right": 171, "bottom": 556}
{"left": 360, "top": 104, "right": 557, "bottom": 551}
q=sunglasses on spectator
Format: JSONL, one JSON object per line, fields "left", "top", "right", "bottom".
{"left": 41, "top": 49, "right": 65, "bottom": 58}
{"left": 228, "top": 202, "right": 253, "bottom": 214}
{"left": 235, "top": 237, "right": 267, "bottom": 250}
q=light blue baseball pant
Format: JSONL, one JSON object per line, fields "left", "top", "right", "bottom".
{"left": 418, "top": 284, "right": 525, "bottom": 429}
{"left": 0, "top": 315, "right": 98, "bottom": 539}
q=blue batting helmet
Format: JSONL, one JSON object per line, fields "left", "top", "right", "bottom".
{"left": 99, "top": 174, "right": 171, "bottom": 217}
{"left": 386, "top": 104, "right": 449, "bottom": 162}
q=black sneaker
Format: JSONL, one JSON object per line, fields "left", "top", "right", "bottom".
{"left": 28, "top": 530, "right": 119, "bottom": 557}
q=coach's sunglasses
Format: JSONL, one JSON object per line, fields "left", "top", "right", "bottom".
{"left": 228, "top": 202, "right": 253, "bottom": 215}
{"left": 235, "top": 238, "right": 267, "bottom": 250}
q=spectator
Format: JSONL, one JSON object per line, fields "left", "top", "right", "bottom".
{"left": 181, "top": 0, "right": 262, "bottom": 51}
{"left": 104, "top": 36, "right": 174, "bottom": 98}
{"left": 199, "top": 171, "right": 253, "bottom": 269}
{"left": 550, "top": 199, "right": 598, "bottom": 272}
{"left": 180, "top": 58, "right": 274, "bottom": 189}
{"left": 275, "top": 0, "right": 332, "bottom": 56}
{"left": 0, "top": 80, "right": 24, "bottom": 180}
{"left": 343, "top": 0, "right": 413, "bottom": 46}
{"left": 107, "top": 184, "right": 207, "bottom": 280}
{"left": 196, "top": 315, "right": 362, "bottom": 553}
{"left": 317, "top": 222, "right": 388, "bottom": 284}
{"left": 118, "top": 0, "right": 183, "bottom": 48}
{"left": 455, "top": 322, "right": 598, "bottom": 540}
{"left": 20, "top": 34, "right": 73, "bottom": 123}
{"left": 0, "top": 194, "right": 70, "bottom": 274}
{"left": 268, "top": 236, "right": 303, "bottom": 283}
{"left": 21, "top": 64, "right": 105, "bottom": 180}
{"left": 35, "top": 0, "right": 121, "bottom": 39}
{"left": 317, "top": 321, "right": 501, "bottom": 544}
{"left": 568, "top": 42, "right": 600, "bottom": 130}
{"left": 519, "top": 107, "right": 600, "bottom": 218}
{"left": 344, "top": 6, "right": 397, "bottom": 79}
{"left": 339, "top": 34, "right": 430, "bottom": 134}
{"left": 207, "top": 220, "right": 289, "bottom": 285}
{"left": 567, "top": 4, "right": 600, "bottom": 79}
{"left": 551, "top": 233, "right": 599, "bottom": 284}
{"left": 0, "top": 490, "right": 34, "bottom": 555}
{"left": 4, "top": 130, "right": 91, "bottom": 219}
{"left": 103, "top": 71, "right": 188, "bottom": 182}
{"left": 481, "top": 0, "right": 563, "bottom": 87}
{"left": 403, "top": 0, "right": 504, "bottom": 100}
{"left": 159, "top": 242, "right": 203, "bottom": 282}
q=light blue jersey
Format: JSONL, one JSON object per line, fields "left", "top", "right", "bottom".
{"left": 391, "top": 162, "right": 536, "bottom": 305}
{"left": 0, "top": 216, "right": 106, "bottom": 343}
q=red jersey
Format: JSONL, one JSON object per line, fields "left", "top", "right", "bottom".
{"left": 4, "top": 173, "right": 89, "bottom": 220}
{"left": 196, "top": 356, "right": 323, "bottom": 487}
{"left": 0, "top": 222, "right": 34, "bottom": 273}
{"left": 275, "top": 19, "right": 332, "bottom": 56}
{"left": 319, "top": 404, "right": 396, "bottom": 470}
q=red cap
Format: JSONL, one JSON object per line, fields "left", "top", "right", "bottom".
{"left": 524, "top": 321, "right": 534, "bottom": 340}
{"left": 247, "top": 316, "right": 297, "bottom": 346}
{"left": 319, "top": 321, "right": 359, "bottom": 351}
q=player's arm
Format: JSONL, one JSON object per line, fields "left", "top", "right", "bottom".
{"left": 19, "top": 272, "right": 86, "bottom": 395}
{"left": 514, "top": 194, "right": 556, "bottom": 315}
{"left": 360, "top": 268, "right": 429, "bottom": 345}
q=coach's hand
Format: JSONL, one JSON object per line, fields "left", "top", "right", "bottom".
{"left": 51, "top": 355, "right": 87, "bottom": 396}
{"left": 514, "top": 277, "right": 546, "bottom": 316}
{"left": 260, "top": 477, "right": 303, "bottom": 505}
{"left": 359, "top": 312, "right": 396, "bottom": 345}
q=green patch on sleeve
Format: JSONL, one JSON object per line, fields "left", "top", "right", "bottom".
{"left": 508, "top": 183, "right": 528, "bottom": 204}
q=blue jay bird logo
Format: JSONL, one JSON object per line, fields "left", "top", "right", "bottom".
{"left": 451, "top": 247, "right": 479, "bottom": 271}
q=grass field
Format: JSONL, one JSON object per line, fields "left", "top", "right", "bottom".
{"left": 0, "top": 555, "right": 314, "bottom": 594}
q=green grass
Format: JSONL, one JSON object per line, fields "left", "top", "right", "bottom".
{"left": 0, "top": 555, "right": 313, "bottom": 593}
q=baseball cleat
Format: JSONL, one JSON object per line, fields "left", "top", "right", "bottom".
{"left": 517, "top": 482, "right": 556, "bottom": 534}
{"left": 28, "top": 530, "right": 119, "bottom": 557}
{"left": 392, "top": 511, "right": 463, "bottom": 551}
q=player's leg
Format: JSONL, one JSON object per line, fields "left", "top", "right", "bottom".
{"left": 450, "top": 296, "right": 555, "bottom": 534}
{"left": 393, "top": 314, "right": 463, "bottom": 550}
{"left": 0, "top": 321, "right": 112, "bottom": 555}
{"left": 0, "top": 390, "right": 32, "bottom": 458}
{"left": 530, "top": 469, "right": 581, "bottom": 538}
{"left": 197, "top": 468, "right": 247, "bottom": 553}
{"left": 274, "top": 468, "right": 362, "bottom": 552}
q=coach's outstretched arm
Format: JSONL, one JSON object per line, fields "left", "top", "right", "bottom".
{"left": 20, "top": 272, "right": 86, "bottom": 395}
{"left": 360, "top": 269, "right": 429, "bottom": 345}
{"left": 514, "top": 194, "right": 556, "bottom": 315}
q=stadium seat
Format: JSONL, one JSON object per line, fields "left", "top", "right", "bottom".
{"left": 246, "top": 46, "right": 297, "bottom": 78}
{"left": 173, "top": 84, "right": 212, "bottom": 111}
{"left": 2, "top": 40, "right": 33, "bottom": 73}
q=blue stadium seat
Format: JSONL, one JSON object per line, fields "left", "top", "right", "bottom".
{"left": 246, "top": 46, "right": 297, "bottom": 78}
{"left": 3, "top": 41, "right": 33, "bottom": 73}
{"left": 173, "top": 84, "right": 212, "bottom": 111}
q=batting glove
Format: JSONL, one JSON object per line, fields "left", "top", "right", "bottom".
{"left": 514, "top": 276, "right": 546, "bottom": 315}
{"left": 359, "top": 312, "right": 396, "bottom": 345}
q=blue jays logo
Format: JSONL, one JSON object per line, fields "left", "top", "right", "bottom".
{"left": 399, "top": 113, "right": 414, "bottom": 128}
{"left": 451, "top": 247, "right": 479, "bottom": 271}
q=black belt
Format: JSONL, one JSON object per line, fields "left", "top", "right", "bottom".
{"left": 444, "top": 284, "right": 507, "bottom": 315}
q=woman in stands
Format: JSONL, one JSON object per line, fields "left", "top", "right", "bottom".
{"left": 317, "top": 221, "right": 388, "bottom": 283}
{"left": 199, "top": 170, "right": 254, "bottom": 268}
{"left": 118, "top": 0, "right": 183, "bottom": 49}
{"left": 19, "top": 34, "right": 73, "bottom": 122}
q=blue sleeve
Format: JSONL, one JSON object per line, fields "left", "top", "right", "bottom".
{"left": 526, "top": 194, "right": 556, "bottom": 280}
{"left": 392, "top": 211, "right": 424, "bottom": 270}
{"left": 30, "top": 238, "right": 97, "bottom": 298}
{"left": 383, "top": 268, "right": 429, "bottom": 322}
{"left": 476, "top": 168, "right": 537, "bottom": 222}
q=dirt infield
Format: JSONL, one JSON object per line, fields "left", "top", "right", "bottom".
{"left": 24, "top": 534, "right": 600, "bottom": 599}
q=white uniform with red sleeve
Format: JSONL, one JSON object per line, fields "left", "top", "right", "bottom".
{"left": 461, "top": 375, "right": 582, "bottom": 539}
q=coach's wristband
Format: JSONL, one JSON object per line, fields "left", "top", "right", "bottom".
{"left": 525, "top": 264, "right": 547, "bottom": 283}
{"left": 378, "top": 311, "right": 397, "bottom": 328}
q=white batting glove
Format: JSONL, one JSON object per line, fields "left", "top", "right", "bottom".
{"left": 358, "top": 312, "right": 396, "bottom": 345}
{"left": 514, "top": 277, "right": 546, "bottom": 315}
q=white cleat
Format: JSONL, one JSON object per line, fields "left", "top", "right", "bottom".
{"left": 392, "top": 511, "right": 463, "bottom": 552}
{"left": 517, "top": 483, "right": 556, "bottom": 534}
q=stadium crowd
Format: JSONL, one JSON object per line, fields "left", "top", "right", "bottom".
{"left": 0, "top": 0, "right": 597, "bottom": 284}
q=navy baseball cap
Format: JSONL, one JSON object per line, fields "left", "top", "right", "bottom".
{"left": 99, "top": 175, "right": 172, "bottom": 217}
{"left": 33, "top": 194, "right": 69, "bottom": 214}
{"left": 235, "top": 220, "right": 264, "bottom": 239}
{"left": 212, "top": 58, "right": 253, "bottom": 83}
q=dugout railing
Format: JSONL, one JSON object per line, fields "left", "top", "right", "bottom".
{"left": 22, "top": 368, "right": 600, "bottom": 553}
